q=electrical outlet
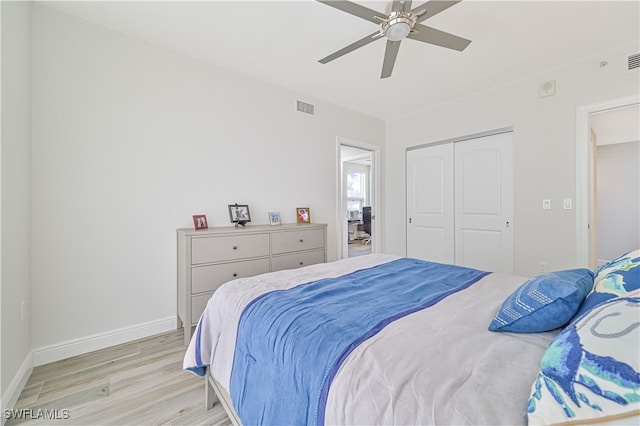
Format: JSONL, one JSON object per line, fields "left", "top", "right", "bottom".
{"left": 563, "top": 198, "right": 572, "bottom": 210}
{"left": 538, "top": 262, "right": 547, "bottom": 272}
{"left": 542, "top": 199, "right": 551, "bottom": 210}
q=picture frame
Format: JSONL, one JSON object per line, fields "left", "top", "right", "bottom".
{"left": 268, "top": 212, "right": 282, "bottom": 226}
{"left": 296, "top": 207, "right": 311, "bottom": 224}
{"left": 228, "top": 204, "right": 251, "bottom": 227}
{"left": 192, "top": 214, "right": 208, "bottom": 230}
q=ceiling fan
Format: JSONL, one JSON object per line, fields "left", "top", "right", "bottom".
{"left": 317, "top": 0, "right": 471, "bottom": 79}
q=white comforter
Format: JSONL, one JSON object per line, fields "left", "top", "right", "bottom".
{"left": 185, "top": 254, "right": 557, "bottom": 425}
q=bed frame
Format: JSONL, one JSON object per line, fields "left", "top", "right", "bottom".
{"left": 206, "top": 372, "right": 241, "bottom": 426}
{"left": 204, "top": 366, "right": 640, "bottom": 426}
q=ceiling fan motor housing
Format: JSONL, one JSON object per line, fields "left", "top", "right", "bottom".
{"left": 382, "top": 11, "right": 417, "bottom": 41}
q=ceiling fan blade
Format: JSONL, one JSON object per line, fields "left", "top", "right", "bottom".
{"left": 412, "top": 0, "right": 462, "bottom": 23}
{"left": 381, "top": 40, "right": 401, "bottom": 79}
{"left": 319, "top": 31, "right": 381, "bottom": 64}
{"left": 316, "top": 0, "right": 382, "bottom": 25}
{"left": 408, "top": 23, "right": 471, "bottom": 51}
{"left": 402, "top": 0, "right": 413, "bottom": 12}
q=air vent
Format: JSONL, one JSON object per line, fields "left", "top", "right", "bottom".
{"left": 296, "top": 100, "right": 316, "bottom": 116}
{"left": 627, "top": 52, "right": 640, "bottom": 71}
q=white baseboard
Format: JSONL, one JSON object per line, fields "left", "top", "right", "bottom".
{"left": 1, "top": 351, "right": 33, "bottom": 426}
{"left": 33, "top": 316, "right": 177, "bottom": 366}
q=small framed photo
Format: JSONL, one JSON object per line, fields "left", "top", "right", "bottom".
{"left": 192, "top": 214, "right": 208, "bottom": 230}
{"left": 228, "top": 204, "right": 251, "bottom": 227}
{"left": 268, "top": 212, "right": 282, "bottom": 226}
{"left": 296, "top": 207, "right": 310, "bottom": 224}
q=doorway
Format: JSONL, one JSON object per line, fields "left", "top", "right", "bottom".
{"left": 338, "top": 139, "right": 380, "bottom": 259}
{"left": 577, "top": 97, "right": 640, "bottom": 267}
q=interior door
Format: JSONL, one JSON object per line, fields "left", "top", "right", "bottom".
{"left": 406, "top": 143, "right": 454, "bottom": 263}
{"left": 454, "top": 132, "right": 513, "bottom": 273}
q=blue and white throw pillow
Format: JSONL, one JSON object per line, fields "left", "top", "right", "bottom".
{"left": 573, "top": 249, "right": 640, "bottom": 321}
{"left": 527, "top": 295, "right": 640, "bottom": 425}
{"left": 489, "top": 269, "right": 593, "bottom": 333}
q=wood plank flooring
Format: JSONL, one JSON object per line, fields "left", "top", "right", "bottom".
{"left": 7, "top": 330, "right": 232, "bottom": 425}
{"left": 348, "top": 238, "right": 372, "bottom": 257}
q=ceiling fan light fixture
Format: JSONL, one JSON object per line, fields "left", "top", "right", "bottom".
{"left": 386, "top": 21, "right": 411, "bottom": 41}
{"left": 382, "top": 12, "right": 416, "bottom": 41}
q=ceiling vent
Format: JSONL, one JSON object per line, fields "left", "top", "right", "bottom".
{"left": 296, "top": 100, "right": 316, "bottom": 117}
{"left": 627, "top": 52, "right": 640, "bottom": 71}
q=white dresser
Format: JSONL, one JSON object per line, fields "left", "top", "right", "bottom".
{"left": 177, "top": 223, "right": 327, "bottom": 344}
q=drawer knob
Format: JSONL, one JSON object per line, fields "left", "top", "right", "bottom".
{"left": 299, "top": 261, "right": 304, "bottom": 265}
{"left": 233, "top": 246, "right": 238, "bottom": 250}
{"left": 299, "top": 239, "right": 304, "bottom": 243}
{"left": 233, "top": 273, "right": 238, "bottom": 277}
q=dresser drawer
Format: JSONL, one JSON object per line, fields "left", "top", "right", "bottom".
{"left": 271, "top": 249, "right": 325, "bottom": 272}
{"left": 271, "top": 228, "right": 325, "bottom": 255}
{"left": 192, "top": 258, "right": 270, "bottom": 294}
{"left": 191, "top": 293, "right": 212, "bottom": 324}
{"left": 191, "top": 233, "right": 270, "bottom": 264}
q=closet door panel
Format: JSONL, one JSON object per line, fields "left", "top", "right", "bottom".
{"left": 455, "top": 132, "right": 513, "bottom": 273}
{"left": 406, "top": 144, "right": 454, "bottom": 263}
{"left": 457, "top": 229, "right": 502, "bottom": 272}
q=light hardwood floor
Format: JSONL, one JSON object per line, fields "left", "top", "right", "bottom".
{"left": 348, "top": 238, "right": 372, "bottom": 258}
{"left": 7, "top": 330, "right": 232, "bottom": 425}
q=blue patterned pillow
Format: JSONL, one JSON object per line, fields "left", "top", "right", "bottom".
{"left": 489, "top": 269, "right": 593, "bottom": 333}
{"left": 527, "top": 296, "right": 640, "bottom": 425}
{"left": 573, "top": 249, "right": 640, "bottom": 321}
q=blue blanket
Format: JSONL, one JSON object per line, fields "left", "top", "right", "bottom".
{"left": 229, "top": 258, "right": 489, "bottom": 425}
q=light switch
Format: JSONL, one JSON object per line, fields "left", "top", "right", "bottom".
{"left": 563, "top": 198, "right": 572, "bottom": 210}
{"left": 542, "top": 199, "right": 551, "bottom": 210}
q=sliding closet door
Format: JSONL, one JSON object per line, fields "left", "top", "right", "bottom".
{"left": 455, "top": 132, "right": 513, "bottom": 273}
{"left": 406, "top": 144, "right": 454, "bottom": 263}
{"left": 406, "top": 132, "right": 513, "bottom": 273}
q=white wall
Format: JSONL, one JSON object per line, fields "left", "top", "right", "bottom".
{"left": 591, "top": 104, "right": 640, "bottom": 146}
{"left": 385, "top": 41, "right": 640, "bottom": 278}
{"left": 1, "top": 0, "right": 32, "bottom": 405}
{"left": 30, "top": 4, "right": 384, "bottom": 353}
{"left": 596, "top": 141, "right": 640, "bottom": 263}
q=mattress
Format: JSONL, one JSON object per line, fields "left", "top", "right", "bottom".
{"left": 184, "top": 254, "right": 561, "bottom": 425}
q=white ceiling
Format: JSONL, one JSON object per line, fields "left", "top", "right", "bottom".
{"left": 43, "top": 0, "right": 640, "bottom": 120}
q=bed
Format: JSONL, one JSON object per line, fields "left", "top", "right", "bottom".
{"left": 184, "top": 251, "right": 640, "bottom": 425}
